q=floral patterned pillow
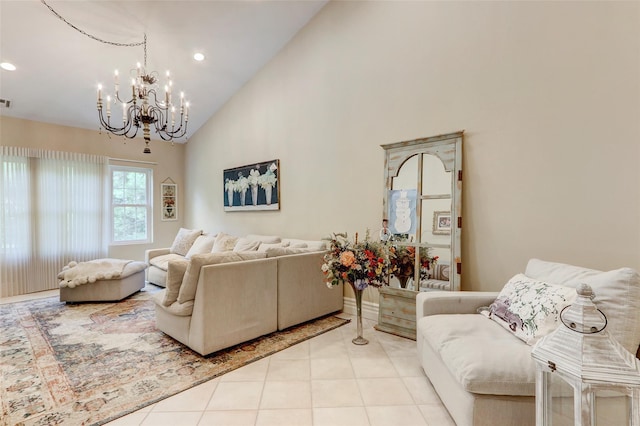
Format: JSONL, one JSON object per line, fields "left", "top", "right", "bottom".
{"left": 485, "top": 274, "right": 577, "bottom": 345}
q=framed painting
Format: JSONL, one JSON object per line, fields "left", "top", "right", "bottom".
{"left": 433, "top": 210, "right": 451, "bottom": 235}
{"left": 161, "top": 182, "right": 177, "bottom": 221}
{"left": 224, "top": 160, "right": 280, "bottom": 211}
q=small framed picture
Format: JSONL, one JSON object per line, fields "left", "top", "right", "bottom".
{"left": 433, "top": 211, "right": 451, "bottom": 235}
{"left": 161, "top": 183, "right": 177, "bottom": 221}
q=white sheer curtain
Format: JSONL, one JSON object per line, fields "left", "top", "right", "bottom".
{"left": 1, "top": 147, "right": 109, "bottom": 297}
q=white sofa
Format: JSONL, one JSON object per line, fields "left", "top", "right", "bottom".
{"left": 146, "top": 230, "right": 344, "bottom": 356}
{"left": 416, "top": 259, "right": 640, "bottom": 426}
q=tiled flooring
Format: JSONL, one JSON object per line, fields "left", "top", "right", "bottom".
{"left": 2, "top": 290, "right": 455, "bottom": 426}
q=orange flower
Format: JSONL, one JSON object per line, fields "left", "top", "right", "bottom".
{"left": 340, "top": 251, "right": 356, "bottom": 267}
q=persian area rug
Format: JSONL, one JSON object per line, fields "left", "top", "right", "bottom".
{"left": 0, "top": 289, "right": 350, "bottom": 426}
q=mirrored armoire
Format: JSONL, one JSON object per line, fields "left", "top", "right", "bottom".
{"left": 375, "top": 131, "right": 463, "bottom": 339}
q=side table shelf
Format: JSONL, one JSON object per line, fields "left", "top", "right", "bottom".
{"left": 375, "top": 286, "right": 417, "bottom": 340}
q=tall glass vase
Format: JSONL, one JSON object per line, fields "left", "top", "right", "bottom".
{"left": 350, "top": 283, "right": 368, "bottom": 345}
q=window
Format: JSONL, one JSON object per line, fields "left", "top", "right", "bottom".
{"left": 1, "top": 147, "right": 108, "bottom": 296}
{"left": 110, "top": 166, "right": 152, "bottom": 244}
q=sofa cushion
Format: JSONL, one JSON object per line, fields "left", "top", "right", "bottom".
{"left": 185, "top": 234, "right": 216, "bottom": 258}
{"left": 417, "top": 313, "right": 536, "bottom": 396}
{"left": 170, "top": 228, "right": 202, "bottom": 256}
{"left": 246, "top": 234, "right": 281, "bottom": 244}
{"left": 233, "top": 237, "right": 261, "bottom": 252}
{"left": 525, "top": 259, "right": 640, "bottom": 355}
{"left": 148, "top": 253, "right": 186, "bottom": 271}
{"left": 211, "top": 232, "right": 239, "bottom": 253}
{"left": 177, "top": 252, "right": 244, "bottom": 304}
{"left": 485, "top": 274, "right": 577, "bottom": 345}
{"left": 154, "top": 292, "right": 194, "bottom": 316}
{"left": 162, "top": 259, "right": 189, "bottom": 306}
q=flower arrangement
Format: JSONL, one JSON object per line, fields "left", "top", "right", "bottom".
{"left": 321, "top": 231, "right": 390, "bottom": 290}
{"left": 235, "top": 172, "right": 249, "bottom": 193}
{"left": 388, "top": 245, "right": 438, "bottom": 287}
{"left": 248, "top": 169, "right": 260, "bottom": 187}
{"left": 258, "top": 169, "right": 277, "bottom": 189}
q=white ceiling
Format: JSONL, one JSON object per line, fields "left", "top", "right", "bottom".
{"left": 0, "top": 0, "right": 327, "bottom": 142}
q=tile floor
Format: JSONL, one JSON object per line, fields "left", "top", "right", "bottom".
{"left": 2, "top": 290, "right": 456, "bottom": 426}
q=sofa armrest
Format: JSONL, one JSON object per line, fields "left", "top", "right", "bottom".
{"left": 145, "top": 248, "right": 170, "bottom": 263}
{"left": 416, "top": 291, "right": 499, "bottom": 318}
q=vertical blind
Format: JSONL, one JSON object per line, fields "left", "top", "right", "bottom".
{"left": 0, "top": 147, "right": 109, "bottom": 297}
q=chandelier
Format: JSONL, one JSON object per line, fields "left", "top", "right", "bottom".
{"left": 97, "top": 35, "right": 189, "bottom": 154}
{"left": 41, "top": 1, "right": 189, "bottom": 154}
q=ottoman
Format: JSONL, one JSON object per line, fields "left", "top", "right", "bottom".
{"left": 58, "top": 259, "right": 147, "bottom": 302}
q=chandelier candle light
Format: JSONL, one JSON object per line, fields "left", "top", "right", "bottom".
{"left": 96, "top": 34, "right": 190, "bottom": 154}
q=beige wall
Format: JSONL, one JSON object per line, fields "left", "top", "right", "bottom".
{"left": 184, "top": 1, "right": 640, "bottom": 294}
{"left": 0, "top": 116, "right": 186, "bottom": 261}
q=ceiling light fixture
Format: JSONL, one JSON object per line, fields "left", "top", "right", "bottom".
{"left": 194, "top": 53, "right": 205, "bottom": 61}
{"left": 97, "top": 34, "right": 190, "bottom": 154}
{"left": 42, "top": 0, "right": 190, "bottom": 154}
{"left": 1, "top": 62, "right": 16, "bottom": 71}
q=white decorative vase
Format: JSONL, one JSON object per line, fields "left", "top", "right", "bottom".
{"left": 265, "top": 186, "right": 272, "bottom": 205}
{"left": 251, "top": 185, "right": 258, "bottom": 205}
{"left": 240, "top": 189, "right": 247, "bottom": 206}
{"left": 227, "top": 189, "right": 233, "bottom": 206}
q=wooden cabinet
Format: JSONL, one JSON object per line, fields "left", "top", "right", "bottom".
{"left": 375, "top": 286, "right": 418, "bottom": 340}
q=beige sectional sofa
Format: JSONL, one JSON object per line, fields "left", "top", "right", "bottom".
{"left": 416, "top": 259, "right": 640, "bottom": 426}
{"left": 146, "top": 229, "right": 343, "bottom": 356}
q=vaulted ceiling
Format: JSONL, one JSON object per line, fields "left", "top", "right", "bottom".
{"left": 0, "top": 0, "right": 327, "bottom": 142}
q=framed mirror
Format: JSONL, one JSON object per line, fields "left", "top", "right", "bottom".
{"left": 376, "top": 131, "right": 463, "bottom": 339}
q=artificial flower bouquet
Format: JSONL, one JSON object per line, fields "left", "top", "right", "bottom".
{"left": 388, "top": 245, "right": 438, "bottom": 284}
{"left": 322, "top": 231, "right": 390, "bottom": 290}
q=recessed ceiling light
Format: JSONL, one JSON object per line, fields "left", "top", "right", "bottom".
{"left": 1, "top": 62, "right": 16, "bottom": 71}
{"left": 193, "top": 53, "right": 205, "bottom": 62}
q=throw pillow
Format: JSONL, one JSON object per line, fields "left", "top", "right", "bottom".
{"left": 289, "top": 243, "right": 308, "bottom": 249}
{"left": 235, "top": 251, "right": 267, "bottom": 261}
{"left": 257, "top": 241, "right": 290, "bottom": 253}
{"left": 177, "top": 252, "right": 243, "bottom": 304}
{"left": 524, "top": 258, "right": 640, "bottom": 356}
{"left": 211, "top": 232, "right": 239, "bottom": 253}
{"left": 162, "top": 259, "right": 189, "bottom": 306}
{"left": 233, "top": 237, "right": 261, "bottom": 252}
{"left": 485, "top": 273, "right": 577, "bottom": 345}
{"left": 170, "top": 228, "right": 202, "bottom": 256}
{"left": 264, "top": 247, "right": 310, "bottom": 258}
{"left": 185, "top": 234, "right": 216, "bottom": 258}
{"left": 245, "top": 234, "right": 282, "bottom": 244}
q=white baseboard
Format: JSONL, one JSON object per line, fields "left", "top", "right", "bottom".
{"left": 342, "top": 297, "right": 379, "bottom": 321}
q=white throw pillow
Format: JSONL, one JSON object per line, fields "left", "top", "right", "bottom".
{"left": 257, "top": 241, "right": 290, "bottom": 253}
{"left": 245, "top": 234, "right": 281, "bottom": 244}
{"left": 185, "top": 234, "right": 216, "bottom": 258}
{"left": 162, "top": 259, "right": 189, "bottom": 306}
{"left": 170, "top": 228, "right": 202, "bottom": 256}
{"left": 177, "top": 252, "right": 244, "bottom": 304}
{"left": 525, "top": 258, "right": 640, "bottom": 355}
{"left": 264, "top": 247, "right": 311, "bottom": 258}
{"left": 485, "top": 274, "right": 577, "bottom": 345}
{"left": 211, "top": 232, "right": 239, "bottom": 253}
{"left": 282, "top": 238, "right": 326, "bottom": 251}
{"left": 233, "top": 237, "right": 261, "bottom": 252}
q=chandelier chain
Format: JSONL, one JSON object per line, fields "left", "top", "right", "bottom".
{"left": 41, "top": 0, "right": 145, "bottom": 50}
